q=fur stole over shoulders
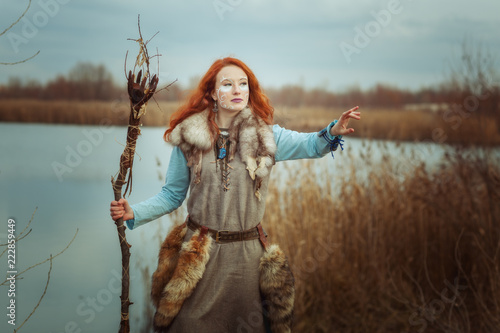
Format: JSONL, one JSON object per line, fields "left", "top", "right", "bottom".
{"left": 169, "top": 107, "right": 276, "bottom": 200}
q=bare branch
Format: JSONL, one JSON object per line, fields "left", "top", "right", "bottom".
{"left": 0, "top": 229, "right": 31, "bottom": 248}
{"left": 0, "top": 0, "right": 40, "bottom": 65}
{"left": 0, "top": 51, "right": 40, "bottom": 66}
{"left": 155, "top": 78, "right": 178, "bottom": 94}
{"left": 123, "top": 50, "right": 129, "bottom": 80}
{"left": 0, "top": 0, "right": 32, "bottom": 37}
{"left": 0, "top": 228, "right": 78, "bottom": 286}
{"left": 0, "top": 207, "right": 37, "bottom": 257}
{"left": 14, "top": 255, "right": 53, "bottom": 333}
{"left": 11, "top": 229, "right": 32, "bottom": 245}
{"left": 18, "top": 207, "right": 38, "bottom": 239}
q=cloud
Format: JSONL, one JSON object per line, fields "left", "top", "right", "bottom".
{"left": 1, "top": 0, "right": 499, "bottom": 90}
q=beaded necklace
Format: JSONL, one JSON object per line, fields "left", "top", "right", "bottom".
{"left": 214, "top": 129, "right": 232, "bottom": 191}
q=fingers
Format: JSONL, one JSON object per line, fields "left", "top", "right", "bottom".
{"left": 331, "top": 106, "right": 361, "bottom": 136}
{"left": 110, "top": 199, "right": 126, "bottom": 220}
{"left": 119, "top": 198, "right": 130, "bottom": 208}
{"left": 110, "top": 206, "right": 124, "bottom": 220}
{"left": 346, "top": 112, "right": 361, "bottom": 120}
{"left": 110, "top": 212, "right": 123, "bottom": 221}
{"left": 341, "top": 106, "right": 361, "bottom": 120}
{"left": 110, "top": 201, "right": 123, "bottom": 212}
{"left": 343, "top": 106, "right": 359, "bottom": 115}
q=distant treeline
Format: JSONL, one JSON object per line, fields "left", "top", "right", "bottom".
{"left": 0, "top": 62, "right": 484, "bottom": 109}
{"left": 0, "top": 63, "right": 184, "bottom": 102}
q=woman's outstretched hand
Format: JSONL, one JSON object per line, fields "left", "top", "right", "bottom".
{"left": 330, "top": 106, "right": 361, "bottom": 136}
{"left": 110, "top": 198, "right": 134, "bottom": 222}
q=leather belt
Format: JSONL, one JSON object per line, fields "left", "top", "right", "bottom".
{"left": 187, "top": 216, "right": 267, "bottom": 248}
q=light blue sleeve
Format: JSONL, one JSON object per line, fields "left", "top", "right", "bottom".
{"left": 273, "top": 121, "right": 343, "bottom": 162}
{"left": 125, "top": 146, "right": 190, "bottom": 230}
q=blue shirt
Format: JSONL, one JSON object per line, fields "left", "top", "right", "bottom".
{"left": 127, "top": 122, "right": 341, "bottom": 229}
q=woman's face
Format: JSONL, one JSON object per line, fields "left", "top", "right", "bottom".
{"left": 212, "top": 65, "right": 250, "bottom": 114}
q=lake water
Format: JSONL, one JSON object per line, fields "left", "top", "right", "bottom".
{"left": 0, "top": 122, "right": 449, "bottom": 332}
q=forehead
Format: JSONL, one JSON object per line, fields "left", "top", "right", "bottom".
{"left": 216, "top": 65, "right": 247, "bottom": 81}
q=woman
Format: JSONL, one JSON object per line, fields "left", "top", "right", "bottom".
{"left": 110, "top": 57, "right": 360, "bottom": 333}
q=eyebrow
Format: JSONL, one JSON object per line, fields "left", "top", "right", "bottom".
{"left": 220, "top": 76, "right": 247, "bottom": 83}
{"left": 220, "top": 75, "right": 233, "bottom": 83}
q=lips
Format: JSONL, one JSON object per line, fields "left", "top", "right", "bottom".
{"left": 231, "top": 98, "right": 243, "bottom": 103}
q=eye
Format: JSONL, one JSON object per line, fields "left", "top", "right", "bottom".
{"left": 240, "top": 82, "right": 248, "bottom": 87}
{"left": 224, "top": 83, "right": 232, "bottom": 87}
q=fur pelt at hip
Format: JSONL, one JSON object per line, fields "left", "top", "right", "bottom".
{"left": 151, "top": 222, "right": 188, "bottom": 308}
{"left": 152, "top": 227, "right": 212, "bottom": 332}
{"left": 169, "top": 107, "right": 276, "bottom": 200}
{"left": 259, "top": 244, "right": 295, "bottom": 333}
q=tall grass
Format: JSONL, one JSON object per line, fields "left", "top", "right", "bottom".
{"left": 0, "top": 99, "right": 180, "bottom": 127}
{"left": 274, "top": 106, "right": 500, "bottom": 146}
{"left": 1, "top": 100, "right": 499, "bottom": 145}
{"left": 265, "top": 144, "right": 500, "bottom": 332}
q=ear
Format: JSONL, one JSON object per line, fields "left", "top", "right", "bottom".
{"left": 211, "top": 90, "right": 217, "bottom": 102}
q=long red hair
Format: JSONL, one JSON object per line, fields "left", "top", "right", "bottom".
{"left": 163, "top": 57, "right": 274, "bottom": 143}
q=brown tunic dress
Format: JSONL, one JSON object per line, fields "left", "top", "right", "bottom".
{"left": 167, "top": 138, "right": 272, "bottom": 332}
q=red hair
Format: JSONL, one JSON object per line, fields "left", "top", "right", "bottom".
{"left": 164, "top": 57, "right": 274, "bottom": 143}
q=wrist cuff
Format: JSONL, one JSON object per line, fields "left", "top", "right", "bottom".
{"left": 318, "top": 120, "right": 344, "bottom": 158}
{"left": 125, "top": 218, "right": 135, "bottom": 230}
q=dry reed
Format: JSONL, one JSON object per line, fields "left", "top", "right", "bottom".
{"left": 1, "top": 100, "right": 499, "bottom": 145}
{"left": 264, "top": 144, "right": 500, "bottom": 332}
{"left": 274, "top": 106, "right": 500, "bottom": 146}
{"left": 0, "top": 99, "right": 180, "bottom": 127}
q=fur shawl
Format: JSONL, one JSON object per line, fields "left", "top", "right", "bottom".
{"left": 169, "top": 107, "right": 277, "bottom": 200}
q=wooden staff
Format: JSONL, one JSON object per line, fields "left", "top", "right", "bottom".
{"left": 111, "top": 18, "right": 159, "bottom": 333}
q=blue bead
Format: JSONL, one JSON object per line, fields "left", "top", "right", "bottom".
{"left": 218, "top": 147, "right": 227, "bottom": 159}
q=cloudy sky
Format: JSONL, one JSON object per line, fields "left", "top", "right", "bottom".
{"left": 1, "top": 0, "right": 499, "bottom": 91}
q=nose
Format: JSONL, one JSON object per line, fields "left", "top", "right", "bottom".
{"left": 233, "top": 84, "right": 241, "bottom": 95}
